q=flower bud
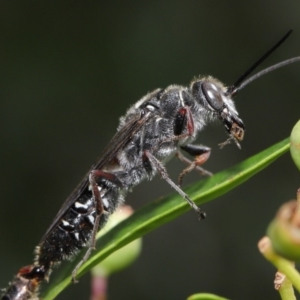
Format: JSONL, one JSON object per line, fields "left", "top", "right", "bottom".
{"left": 267, "top": 198, "right": 300, "bottom": 261}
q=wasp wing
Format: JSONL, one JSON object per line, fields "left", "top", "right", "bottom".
{"left": 40, "top": 110, "right": 152, "bottom": 242}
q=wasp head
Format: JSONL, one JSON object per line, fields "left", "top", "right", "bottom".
{"left": 191, "top": 77, "right": 245, "bottom": 148}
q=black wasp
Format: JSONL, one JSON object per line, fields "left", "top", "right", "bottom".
{"left": 2, "top": 30, "right": 300, "bottom": 300}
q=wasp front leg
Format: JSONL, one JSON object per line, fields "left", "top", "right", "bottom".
{"left": 177, "top": 145, "right": 212, "bottom": 187}
{"left": 173, "top": 105, "right": 195, "bottom": 138}
{"left": 173, "top": 105, "right": 212, "bottom": 186}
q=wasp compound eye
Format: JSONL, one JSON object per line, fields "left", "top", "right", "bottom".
{"left": 201, "top": 81, "right": 226, "bottom": 112}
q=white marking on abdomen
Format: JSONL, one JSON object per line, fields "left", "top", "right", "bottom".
{"left": 74, "top": 202, "right": 88, "bottom": 210}
{"left": 86, "top": 215, "right": 95, "bottom": 225}
{"left": 102, "top": 198, "right": 109, "bottom": 209}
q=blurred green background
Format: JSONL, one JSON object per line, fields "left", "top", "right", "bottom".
{"left": 0, "top": 1, "right": 300, "bottom": 299}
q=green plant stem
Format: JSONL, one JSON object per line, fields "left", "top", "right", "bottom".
{"left": 277, "top": 272, "right": 296, "bottom": 300}
{"left": 259, "top": 237, "right": 300, "bottom": 295}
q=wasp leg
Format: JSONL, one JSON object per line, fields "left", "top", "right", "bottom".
{"left": 177, "top": 145, "right": 212, "bottom": 187}
{"left": 171, "top": 104, "right": 211, "bottom": 178}
{"left": 71, "top": 170, "right": 121, "bottom": 283}
{"left": 1, "top": 265, "right": 46, "bottom": 300}
{"left": 143, "top": 150, "right": 206, "bottom": 220}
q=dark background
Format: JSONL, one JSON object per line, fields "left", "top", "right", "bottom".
{"left": 0, "top": 1, "right": 300, "bottom": 299}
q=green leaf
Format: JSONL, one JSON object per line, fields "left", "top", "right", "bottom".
{"left": 187, "top": 293, "right": 229, "bottom": 300}
{"left": 43, "top": 138, "right": 289, "bottom": 300}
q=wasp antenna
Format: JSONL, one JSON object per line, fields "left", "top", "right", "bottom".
{"left": 236, "top": 56, "right": 300, "bottom": 91}
{"left": 226, "top": 29, "right": 293, "bottom": 96}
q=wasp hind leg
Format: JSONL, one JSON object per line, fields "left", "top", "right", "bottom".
{"left": 71, "top": 170, "right": 121, "bottom": 283}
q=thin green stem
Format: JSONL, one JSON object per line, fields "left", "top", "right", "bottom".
{"left": 259, "top": 237, "right": 300, "bottom": 295}
{"left": 277, "top": 272, "right": 296, "bottom": 300}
